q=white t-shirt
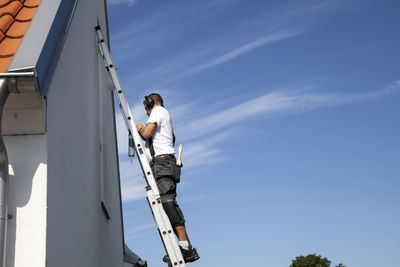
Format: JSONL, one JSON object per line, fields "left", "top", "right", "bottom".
{"left": 146, "top": 106, "right": 175, "bottom": 157}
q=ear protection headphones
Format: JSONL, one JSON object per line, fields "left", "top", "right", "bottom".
{"left": 143, "top": 95, "right": 154, "bottom": 110}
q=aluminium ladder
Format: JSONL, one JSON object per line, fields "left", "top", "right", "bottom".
{"left": 95, "top": 25, "right": 186, "bottom": 267}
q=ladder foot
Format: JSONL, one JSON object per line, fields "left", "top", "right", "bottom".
{"left": 163, "top": 246, "right": 200, "bottom": 265}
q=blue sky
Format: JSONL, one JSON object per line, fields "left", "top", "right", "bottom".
{"left": 106, "top": 1, "right": 400, "bottom": 266}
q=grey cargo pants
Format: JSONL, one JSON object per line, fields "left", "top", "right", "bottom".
{"left": 151, "top": 154, "right": 185, "bottom": 227}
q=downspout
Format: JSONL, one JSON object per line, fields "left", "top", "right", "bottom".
{"left": 0, "top": 79, "right": 9, "bottom": 267}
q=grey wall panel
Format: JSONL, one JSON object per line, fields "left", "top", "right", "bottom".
{"left": 45, "top": 0, "right": 124, "bottom": 266}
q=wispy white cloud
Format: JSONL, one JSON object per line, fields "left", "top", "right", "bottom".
{"left": 119, "top": 159, "right": 146, "bottom": 202}
{"left": 108, "top": 0, "right": 138, "bottom": 6}
{"left": 196, "top": 30, "right": 305, "bottom": 71}
{"left": 124, "top": 222, "right": 154, "bottom": 235}
{"left": 180, "top": 195, "right": 205, "bottom": 203}
{"left": 116, "top": 79, "right": 400, "bottom": 204}
{"left": 110, "top": 1, "right": 315, "bottom": 88}
{"left": 125, "top": 229, "right": 155, "bottom": 240}
{"left": 108, "top": 0, "right": 353, "bottom": 95}
{"left": 121, "top": 179, "right": 145, "bottom": 202}
{"left": 114, "top": 28, "right": 305, "bottom": 92}
{"left": 117, "top": 80, "right": 400, "bottom": 203}
{"left": 111, "top": 0, "right": 400, "bottom": 203}
{"left": 178, "top": 128, "right": 240, "bottom": 169}
{"left": 281, "top": 1, "right": 337, "bottom": 20}
{"left": 179, "top": 80, "right": 400, "bottom": 141}
{"left": 110, "top": 1, "right": 239, "bottom": 64}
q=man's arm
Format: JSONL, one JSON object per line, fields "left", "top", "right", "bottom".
{"left": 136, "top": 123, "right": 157, "bottom": 140}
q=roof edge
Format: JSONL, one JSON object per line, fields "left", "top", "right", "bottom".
{"left": 34, "top": 0, "right": 79, "bottom": 95}
{"left": 9, "top": 0, "right": 79, "bottom": 96}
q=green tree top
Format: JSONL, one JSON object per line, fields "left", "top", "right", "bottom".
{"left": 290, "top": 254, "right": 331, "bottom": 267}
{"left": 290, "top": 254, "right": 346, "bottom": 267}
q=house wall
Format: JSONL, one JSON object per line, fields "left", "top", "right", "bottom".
{"left": 1, "top": 1, "right": 125, "bottom": 266}
{"left": 2, "top": 91, "right": 46, "bottom": 135}
{"left": 5, "top": 135, "right": 47, "bottom": 267}
{"left": 44, "top": 0, "right": 124, "bottom": 266}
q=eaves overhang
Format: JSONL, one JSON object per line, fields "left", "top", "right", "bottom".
{"left": 124, "top": 244, "right": 147, "bottom": 267}
{"left": 7, "top": 0, "right": 78, "bottom": 95}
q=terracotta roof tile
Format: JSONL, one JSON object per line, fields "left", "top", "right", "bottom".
{"left": 0, "top": 1, "right": 22, "bottom": 16}
{"left": 0, "top": 0, "right": 41, "bottom": 72}
{"left": 0, "top": 1, "right": 11, "bottom": 8}
{"left": 0, "top": 14, "right": 13, "bottom": 33}
{"left": 6, "top": 20, "right": 29, "bottom": 38}
{"left": 0, "top": 0, "right": 22, "bottom": 8}
{"left": 0, "top": 36, "right": 21, "bottom": 56}
{"left": 15, "top": 4, "right": 35, "bottom": 21}
{"left": 22, "top": 0, "right": 40, "bottom": 8}
{"left": 0, "top": 54, "right": 11, "bottom": 70}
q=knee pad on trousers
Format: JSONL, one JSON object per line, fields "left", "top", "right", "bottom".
{"left": 162, "top": 201, "right": 185, "bottom": 227}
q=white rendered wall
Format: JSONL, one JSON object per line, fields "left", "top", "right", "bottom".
{"left": 45, "top": 0, "right": 124, "bottom": 266}
{"left": 5, "top": 135, "right": 47, "bottom": 267}
{"left": 2, "top": 1, "right": 125, "bottom": 267}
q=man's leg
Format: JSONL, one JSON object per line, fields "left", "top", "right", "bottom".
{"left": 163, "top": 205, "right": 200, "bottom": 263}
{"left": 175, "top": 224, "right": 189, "bottom": 241}
{"left": 156, "top": 177, "right": 199, "bottom": 263}
{"left": 162, "top": 201, "right": 200, "bottom": 263}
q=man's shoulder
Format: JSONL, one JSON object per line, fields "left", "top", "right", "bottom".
{"left": 148, "top": 106, "right": 170, "bottom": 124}
{"left": 154, "top": 106, "right": 170, "bottom": 116}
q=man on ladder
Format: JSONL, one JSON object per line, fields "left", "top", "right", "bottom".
{"left": 136, "top": 93, "right": 200, "bottom": 264}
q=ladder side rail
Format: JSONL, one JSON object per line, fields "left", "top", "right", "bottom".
{"left": 96, "top": 29, "right": 135, "bottom": 136}
{"left": 95, "top": 26, "right": 136, "bottom": 137}
{"left": 146, "top": 188, "right": 186, "bottom": 267}
{"left": 95, "top": 28, "right": 160, "bottom": 197}
{"left": 95, "top": 26, "right": 186, "bottom": 267}
{"left": 111, "top": 72, "right": 160, "bottom": 197}
{"left": 96, "top": 30, "right": 133, "bottom": 135}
